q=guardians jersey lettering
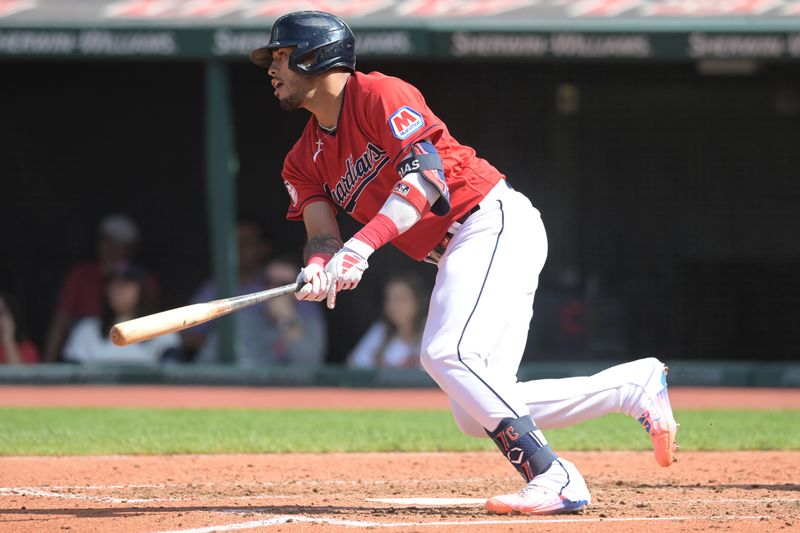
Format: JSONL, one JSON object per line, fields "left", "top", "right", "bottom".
{"left": 322, "top": 143, "right": 388, "bottom": 213}
{"left": 281, "top": 71, "right": 505, "bottom": 261}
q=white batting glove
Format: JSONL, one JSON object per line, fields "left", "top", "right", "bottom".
{"left": 295, "top": 261, "right": 331, "bottom": 302}
{"left": 324, "top": 238, "right": 373, "bottom": 309}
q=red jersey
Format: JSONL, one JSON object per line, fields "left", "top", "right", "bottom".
{"left": 0, "top": 340, "right": 40, "bottom": 364}
{"left": 282, "top": 71, "right": 505, "bottom": 261}
{"left": 57, "top": 261, "right": 160, "bottom": 318}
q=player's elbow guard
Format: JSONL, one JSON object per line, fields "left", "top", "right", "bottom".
{"left": 395, "top": 141, "right": 451, "bottom": 216}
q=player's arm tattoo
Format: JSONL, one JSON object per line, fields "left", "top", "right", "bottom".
{"left": 304, "top": 234, "right": 343, "bottom": 262}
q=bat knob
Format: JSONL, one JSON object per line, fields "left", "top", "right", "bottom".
{"left": 109, "top": 325, "right": 127, "bottom": 346}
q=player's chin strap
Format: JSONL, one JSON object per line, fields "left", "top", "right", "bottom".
{"left": 487, "top": 415, "right": 559, "bottom": 482}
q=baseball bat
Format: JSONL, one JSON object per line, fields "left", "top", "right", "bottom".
{"left": 109, "top": 281, "right": 302, "bottom": 346}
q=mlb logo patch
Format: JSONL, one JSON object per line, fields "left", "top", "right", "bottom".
{"left": 389, "top": 106, "right": 424, "bottom": 140}
{"left": 393, "top": 182, "right": 411, "bottom": 196}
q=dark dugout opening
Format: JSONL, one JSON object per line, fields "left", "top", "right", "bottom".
{"left": 2, "top": 59, "right": 799, "bottom": 362}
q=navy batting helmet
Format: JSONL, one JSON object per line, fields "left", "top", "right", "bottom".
{"left": 249, "top": 11, "right": 356, "bottom": 77}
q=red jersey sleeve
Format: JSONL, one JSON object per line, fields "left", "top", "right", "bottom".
{"left": 362, "top": 75, "right": 445, "bottom": 169}
{"left": 56, "top": 263, "right": 103, "bottom": 317}
{"left": 282, "top": 147, "right": 338, "bottom": 221}
{"left": 18, "top": 340, "right": 41, "bottom": 364}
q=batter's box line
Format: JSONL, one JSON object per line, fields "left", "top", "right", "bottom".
{"left": 0, "top": 487, "right": 187, "bottom": 503}
{"left": 0, "top": 487, "right": 168, "bottom": 504}
{"left": 152, "top": 514, "right": 773, "bottom": 532}
{"left": 0, "top": 487, "right": 297, "bottom": 504}
{"left": 0, "top": 477, "right": 496, "bottom": 492}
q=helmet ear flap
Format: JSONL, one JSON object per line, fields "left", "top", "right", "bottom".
{"left": 286, "top": 51, "right": 307, "bottom": 75}
{"left": 290, "top": 37, "right": 356, "bottom": 77}
{"left": 289, "top": 46, "right": 318, "bottom": 74}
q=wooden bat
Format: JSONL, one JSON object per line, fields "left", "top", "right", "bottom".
{"left": 110, "top": 281, "right": 302, "bottom": 346}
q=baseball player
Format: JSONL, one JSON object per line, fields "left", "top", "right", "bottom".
{"left": 250, "top": 11, "right": 678, "bottom": 515}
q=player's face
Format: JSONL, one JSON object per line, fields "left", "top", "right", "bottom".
{"left": 268, "top": 48, "right": 314, "bottom": 111}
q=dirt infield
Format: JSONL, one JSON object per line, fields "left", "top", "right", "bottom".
{"left": 3, "top": 385, "right": 800, "bottom": 409}
{"left": 1, "top": 386, "right": 799, "bottom": 532}
{"left": 1, "top": 451, "right": 798, "bottom": 532}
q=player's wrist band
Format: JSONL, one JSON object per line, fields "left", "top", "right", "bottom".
{"left": 352, "top": 214, "right": 399, "bottom": 255}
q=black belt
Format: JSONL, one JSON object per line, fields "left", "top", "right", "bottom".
{"left": 424, "top": 203, "right": 481, "bottom": 265}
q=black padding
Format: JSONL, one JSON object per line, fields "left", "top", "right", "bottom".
{"left": 396, "top": 153, "right": 443, "bottom": 179}
{"left": 487, "top": 416, "right": 559, "bottom": 482}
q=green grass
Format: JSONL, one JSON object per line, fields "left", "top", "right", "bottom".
{"left": 0, "top": 408, "right": 797, "bottom": 455}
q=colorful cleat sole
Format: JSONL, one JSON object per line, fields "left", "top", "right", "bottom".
{"left": 485, "top": 458, "right": 591, "bottom": 515}
{"left": 486, "top": 495, "right": 589, "bottom": 515}
{"left": 638, "top": 364, "right": 679, "bottom": 467}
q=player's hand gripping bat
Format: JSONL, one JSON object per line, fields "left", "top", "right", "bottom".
{"left": 109, "top": 281, "right": 302, "bottom": 346}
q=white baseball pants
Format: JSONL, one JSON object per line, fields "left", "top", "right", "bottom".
{"left": 420, "top": 181, "right": 647, "bottom": 436}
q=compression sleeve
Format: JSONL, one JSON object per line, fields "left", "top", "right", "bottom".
{"left": 347, "top": 175, "right": 441, "bottom": 259}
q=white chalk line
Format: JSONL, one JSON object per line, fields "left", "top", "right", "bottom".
{"left": 367, "top": 497, "right": 486, "bottom": 506}
{"left": 0, "top": 487, "right": 167, "bottom": 504}
{"left": 152, "top": 514, "right": 774, "bottom": 533}
{"left": 0, "top": 478, "right": 494, "bottom": 491}
{"left": 0, "top": 487, "right": 294, "bottom": 504}
{"left": 2, "top": 482, "right": 798, "bottom": 507}
{"left": 0, "top": 478, "right": 497, "bottom": 503}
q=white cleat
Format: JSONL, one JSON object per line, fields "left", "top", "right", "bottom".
{"left": 635, "top": 358, "right": 679, "bottom": 467}
{"left": 485, "top": 458, "right": 591, "bottom": 515}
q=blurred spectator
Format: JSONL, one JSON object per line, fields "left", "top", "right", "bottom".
{"left": 43, "top": 213, "right": 160, "bottom": 362}
{"left": 180, "top": 217, "right": 274, "bottom": 360}
{"left": 193, "top": 253, "right": 327, "bottom": 366}
{"left": 0, "top": 291, "right": 41, "bottom": 364}
{"left": 62, "top": 263, "right": 178, "bottom": 364}
{"left": 348, "top": 273, "right": 429, "bottom": 369}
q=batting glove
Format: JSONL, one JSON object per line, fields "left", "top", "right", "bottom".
{"left": 324, "top": 238, "right": 372, "bottom": 309}
{"left": 295, "top": 257, "right": 331, "bottom": 302}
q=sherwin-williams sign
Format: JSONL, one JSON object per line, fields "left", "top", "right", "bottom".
{"left": 0, "top": 28, "right": 427, "bottom": 58}
{"left": 1, "top": 28, "right": 799, "bottom": 60}
{"left": 441, "top": 31, "right": 800, "bottom": 59}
